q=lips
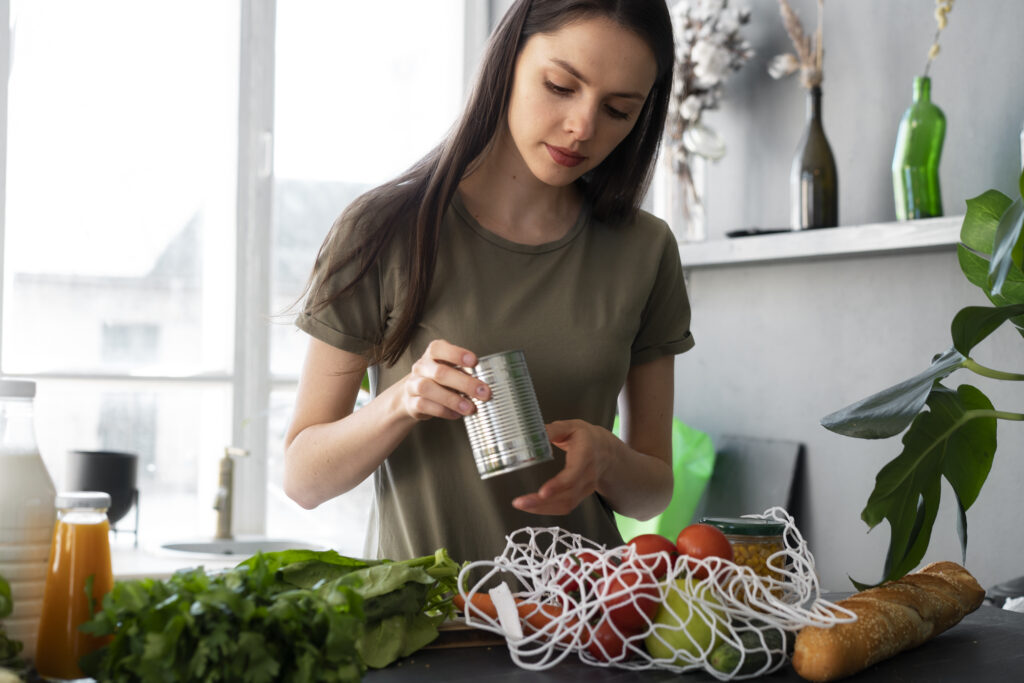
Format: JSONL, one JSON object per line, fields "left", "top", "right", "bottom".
{"left": 545, "top": 144, "right": 587, "bottom": 168}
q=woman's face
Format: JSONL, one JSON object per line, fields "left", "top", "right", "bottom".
{"left": 506, "top": 16, "right": 658, "bottom": 188}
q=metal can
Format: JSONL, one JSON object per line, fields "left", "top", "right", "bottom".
{"left": 463, "top": 350, "right": 552, "bottom": 479}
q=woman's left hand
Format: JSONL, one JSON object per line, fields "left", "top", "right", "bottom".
{"left": 511, "top": 419, "right": 616, "bottom": 516}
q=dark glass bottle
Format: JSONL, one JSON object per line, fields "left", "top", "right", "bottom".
{"left": 790, "top": 85, "right": 838, "bottom": 230}
{"left": 891, "top": 76, "right": 945, "bottom": 221}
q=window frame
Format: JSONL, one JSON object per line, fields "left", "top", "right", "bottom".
{"left": 0, "top": 0, "right": 489, "bottom": 536}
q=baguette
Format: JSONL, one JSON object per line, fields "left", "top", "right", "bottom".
{"left": 791, "top": 561, "right": 985, "bottom": 682}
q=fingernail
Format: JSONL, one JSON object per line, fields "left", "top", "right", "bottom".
{"left": 459, "top": 400, "right": 472, "bottom": 414}
{"left": 462, "top": 353, "right": 475, "bottom": 366}
{"left": 476, "top": 385, "right": 488, "bottom": 398}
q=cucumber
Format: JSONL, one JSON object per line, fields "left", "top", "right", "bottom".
{"left": 708, "top": 624, "right": 790, "bottom": 675}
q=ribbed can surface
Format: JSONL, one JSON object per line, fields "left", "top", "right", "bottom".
{"left": 463, "top": 350, "right": 552, "bottom": 478}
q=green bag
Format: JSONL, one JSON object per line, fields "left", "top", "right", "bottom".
{"left": 612, "top": 417, "right": 715, "bottom": 541}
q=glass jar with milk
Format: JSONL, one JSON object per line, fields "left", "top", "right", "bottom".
{"left": 0, "top": 379, "right": 56, "bottom": 663}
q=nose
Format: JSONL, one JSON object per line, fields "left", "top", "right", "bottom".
{"left": 564, "top": 101, "right": 597, "bottom": 142}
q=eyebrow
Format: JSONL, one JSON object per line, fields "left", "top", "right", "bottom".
{"left": 550, "top": 58, "right": 646, "bottom": 100}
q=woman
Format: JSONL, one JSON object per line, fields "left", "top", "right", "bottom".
{"left": 284, "top": 0, "right": 693, "bottom": 564}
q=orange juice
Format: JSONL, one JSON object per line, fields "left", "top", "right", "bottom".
{"left": 35, "top": 492, "right": 114, "bottom": 680}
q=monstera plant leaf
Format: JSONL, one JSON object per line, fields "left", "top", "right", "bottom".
{"left": 988, "top": 197, "right": 1024, "bottom": 297}
{"left": 987, "top": 171, "right": 1024, "bottom": 295}
{"left": 959, "top": 187, "right": 1024, "bottom": 334}
{"left": 828, "top": 172, "right": 1024, "bottom": 588}
{"left": 951, "top": 304, "right": 1024, "bottom": 356}
{"left": 822, "top": 348, "right": 965, "bottom": 439}
{"left": 852, "top": 384, "right": 997, "bottom": 589}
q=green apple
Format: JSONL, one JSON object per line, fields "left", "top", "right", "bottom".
{"left": 644, "top": 578, "right": 724, "bottom": 665}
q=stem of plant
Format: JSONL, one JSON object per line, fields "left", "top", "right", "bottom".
{"left": 963, "top": 358, "right": 1024, "bottom": 381}
{"left": 967, "top": 409, "right": 1024, "bottom": 422}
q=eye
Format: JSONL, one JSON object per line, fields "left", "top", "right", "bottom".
{"left": 544, "top": 79, "right": 572, "bottom": 96}
{"left": 605, "top": 105, "right": 630, "bottom": 121}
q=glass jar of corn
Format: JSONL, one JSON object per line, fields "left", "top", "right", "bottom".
{"left": 699, "top": 516, "right": 787, "bottom": 584}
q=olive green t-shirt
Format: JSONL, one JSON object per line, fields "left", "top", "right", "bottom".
{"left": 296, "top": 193, "right": 694, "bottom": 565}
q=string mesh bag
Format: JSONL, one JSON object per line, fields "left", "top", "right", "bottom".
{"left": 457, "top": 507, "right": 856, "bottom": 680}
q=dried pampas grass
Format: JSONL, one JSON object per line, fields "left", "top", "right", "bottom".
{"left": 770, "top": 0, "right": 825, "bottom": 89}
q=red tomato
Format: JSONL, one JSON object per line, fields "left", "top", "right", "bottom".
{"left": 597, "top": 565, "right": 659, "bottom": 633}
{"left": 627, "top": 534, "right": 678, "bottom": 578}
{"left": 586, "top": 618, "right": 631, "bottom": 662}
{"left": 675, "top": 523, "right": 734, "bottom": 580}
{"left": 553, "top": 549, "right": 604, "bottom": 593}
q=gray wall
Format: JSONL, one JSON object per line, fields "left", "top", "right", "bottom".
{"left": 484, "top": 1, "right": 1024, "bottom": 590}
{"left": 683, "top": 0, "right": 1024, "bottom": 591}
{"left": 705, "top": 0, "right": 1024, "bottom": 233}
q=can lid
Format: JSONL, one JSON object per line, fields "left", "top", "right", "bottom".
{"left": 700, "top": 516, "right": 786, "bottom": 536}
{"left": 55, "top": 491, "right": 111, "bottom": 510}
{"left": 0, "top": 379, "right": 36, "bottom": 399}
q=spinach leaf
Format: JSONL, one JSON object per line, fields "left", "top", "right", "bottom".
{"left": 80, "top": 547, "right": 463, "bottom": 681}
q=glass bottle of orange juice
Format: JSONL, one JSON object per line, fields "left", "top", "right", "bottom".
{"left": 35, "top": 491, "right": 114, "bottom": 680}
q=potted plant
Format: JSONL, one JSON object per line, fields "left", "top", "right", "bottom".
{"left": 822, "top": 169, "right": 1024, "bottom": 588}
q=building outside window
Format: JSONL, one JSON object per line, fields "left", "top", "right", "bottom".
{"left": 1, "top": 0, "right": 475, "bottom": 553}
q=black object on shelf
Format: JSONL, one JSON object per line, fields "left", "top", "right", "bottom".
{"left": 726, "top": 228, "right": 792, "bottom": 238}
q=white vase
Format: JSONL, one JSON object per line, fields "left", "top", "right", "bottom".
{"left": 654, "top": 151, "right": 707, "bottom": 243}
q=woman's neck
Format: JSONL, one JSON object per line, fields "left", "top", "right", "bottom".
{"left": 458, "top": 130, "right": 582, "bottom": 245}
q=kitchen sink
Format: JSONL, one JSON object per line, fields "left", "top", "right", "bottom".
{"left": 160, "top": 538, "right": 325, "bottom": 556}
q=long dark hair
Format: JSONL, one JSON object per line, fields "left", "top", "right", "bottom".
{"left": 304, "top": 0, "right": 674, "bottom": 366}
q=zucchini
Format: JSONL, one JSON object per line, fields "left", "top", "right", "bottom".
{"left": 708, "top": 624, "right": 791, "bottom": 675}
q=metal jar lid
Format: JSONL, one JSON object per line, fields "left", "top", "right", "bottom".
{"left": 700, "top": 516, "right": 786, "bottom": 536}
{"left": 0, "top": 379, "right": 36, "bottom": 399}
{"left": 55, "top": 491, "right": 112, "bottom": 510}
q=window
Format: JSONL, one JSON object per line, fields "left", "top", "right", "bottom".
{"left": 1, "top": 0, "right": 479, "bottom": 552}
{"left": 267, "top": 0, "right": 468, "bottom": 553}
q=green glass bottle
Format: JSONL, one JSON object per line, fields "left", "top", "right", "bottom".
{"left": 891, "top": 76, "right": 945, "bottom": 221}
{"left": 790, "top": 86, "right": 838, "bottom": 230}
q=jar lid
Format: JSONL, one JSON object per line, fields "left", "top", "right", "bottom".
{"left": 55, "top": 491, "right": 111, "bottom": 510}
{"left": 700, "top": 516, "right": 786, "bottom": 536}
{"left": 0, "top": 379, "right": 36, "bottom": 399}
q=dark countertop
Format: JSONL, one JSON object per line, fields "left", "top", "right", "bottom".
{"left": 366, "top": 603, "right": 1024, "bottom": 682}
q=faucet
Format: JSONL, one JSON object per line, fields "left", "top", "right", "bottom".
{"left": 213, "top": 446, "right": 249, "bottom": 540}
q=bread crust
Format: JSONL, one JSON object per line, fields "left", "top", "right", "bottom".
{"left": 791, "top": 561, "right": 984, "bottom": 682}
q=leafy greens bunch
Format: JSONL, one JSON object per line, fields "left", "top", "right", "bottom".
{"left": 0, "top": 574, "right": 28, "bottom": 678}
{"left": 80, "top": 547, "right": 462, "bottom": 682}
{"left": 823, "top": 169, "right": 1024, "bottom": 588}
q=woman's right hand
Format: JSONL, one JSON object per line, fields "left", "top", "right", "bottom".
{"left": 401, "top": 340, "right": 491, "bottom": 421}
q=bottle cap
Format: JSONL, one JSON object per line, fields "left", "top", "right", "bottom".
{"left": 55, "top": 491, "right": 111, "bottom": 510}
{"left": 0, "top": 379, "right": 36, "bottom": 399}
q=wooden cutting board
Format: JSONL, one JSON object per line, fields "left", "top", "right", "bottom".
{"left": 426, "top": 620, "right": 506, "bottom": 649}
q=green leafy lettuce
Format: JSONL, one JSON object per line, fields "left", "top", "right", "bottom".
{"left": 0, "top": 574, "right": 27, "bottom": 678}
{"left": 79, "top": 547, "right": 462, "bottom": 682}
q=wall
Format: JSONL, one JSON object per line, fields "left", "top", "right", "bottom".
{"left": 678, "top": 248, "right": 1024, "bottom": 591}
{"left": 706, "top": 0, "right": 1024, "bottom": 232}
{"left": 483, "top": 1, "right": 1024, "bottom": 589}
{"left": 682, "top": 1, "right": 1024, "bottom": 590}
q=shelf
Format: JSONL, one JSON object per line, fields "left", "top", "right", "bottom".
{"left": 679, "top": 215, "right": 962, "bottom": 269}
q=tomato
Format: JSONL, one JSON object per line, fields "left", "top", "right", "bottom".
{"left": 675, "top": 523, "right": 734, "bottom": 580}
{"left": 596, "top": 564, "right": 659, "bottom": 633}
{"left": 627, "top": 534, "right": 678, "bottom": 578}
{"left": 587, "top": 618, "right": 632, "bottom": 662}
{"left": 552, "top": 549, "right": 604, "bottom": 593}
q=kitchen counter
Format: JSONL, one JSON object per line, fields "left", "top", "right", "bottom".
{"left": 111, "top": 545, "right": 238, "bottom": 580}
{"left": 366, "top": 602, "right": 1024, "bottom": 682}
